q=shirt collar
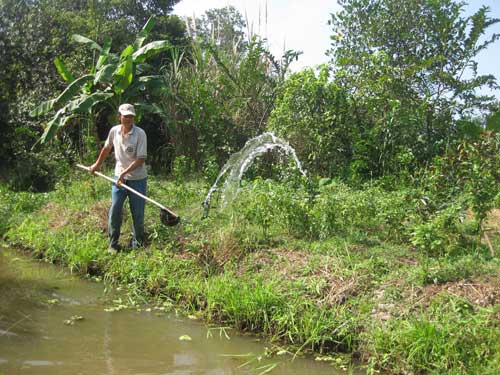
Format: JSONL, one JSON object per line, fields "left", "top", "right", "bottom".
{"left": 119, "top": 125, "right": 135, "bottom": 136}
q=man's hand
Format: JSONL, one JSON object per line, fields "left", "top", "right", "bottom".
{"left": 116, "top": 159, "right": 144, "bottom": 186}
{"left": 89, "top": 163, "right": 100, "bottom": 174}
{"left": 89, "top": 145, "right": 111, "bottom": 174}
{"left": 116, "top": 172, "right": 126, "bottom": 186}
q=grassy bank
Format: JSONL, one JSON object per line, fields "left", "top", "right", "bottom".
{"left": 2, "top": 172, "right": 499, "bottom": 374}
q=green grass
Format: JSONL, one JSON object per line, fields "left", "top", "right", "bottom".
{"left": 2, "top": 172, "right": 499, "bottom": 374}
{"left": 365, "top": 295, "right": 500, "bottom": 374}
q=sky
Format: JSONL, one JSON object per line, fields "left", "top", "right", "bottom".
{"left": 173, "top": 0, "right": 500, "bottom": 98}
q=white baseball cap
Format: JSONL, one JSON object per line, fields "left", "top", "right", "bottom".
{"left": 118, "top": 103, "right": 136, "bottom": 116}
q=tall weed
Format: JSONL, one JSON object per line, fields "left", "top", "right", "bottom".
{"left": 366, "top": 295, "right": 500, "bottom": 374}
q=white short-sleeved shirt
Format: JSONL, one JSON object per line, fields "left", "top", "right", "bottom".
{"left": 105, "top": 125, "right": 147, "bottom": 180}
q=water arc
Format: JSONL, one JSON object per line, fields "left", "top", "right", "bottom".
{"left": 202, "top": 132, "right": 306, "bottom": 217}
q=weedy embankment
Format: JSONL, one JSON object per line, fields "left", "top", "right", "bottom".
{"left": 2, "top": 173, "right": 499, "bottom": 374}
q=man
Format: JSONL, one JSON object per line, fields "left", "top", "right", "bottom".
{"left": 89, "top": 103, "right": 147, "bottom": 252}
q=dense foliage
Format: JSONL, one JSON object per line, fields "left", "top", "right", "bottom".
{"left": 2, "top": 1, "right": 500, "bottom": 373}
{"left": 2, "top": 0, "right": 499, "bottom": 183}
{"left": 326, "top": 0, "right": 500, "bottom": 176}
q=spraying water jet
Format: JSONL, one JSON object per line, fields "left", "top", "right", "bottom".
{"left": 202, "top": 132, "right": 306, "bottom": 217}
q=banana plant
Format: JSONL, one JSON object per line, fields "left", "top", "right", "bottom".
{"left": 30, "top": 16, "right": 171, "bottom": 143}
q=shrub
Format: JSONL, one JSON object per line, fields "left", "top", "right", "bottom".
{"left": 8, "top": 151, "right": 64, "bottom": 192}
{"left": 410, "top": 203, "right": 466, "bottom": 257}
{"left": 172, "top": 155, "right": 195, "bottom": 184}
{"left": 310, "top": 181, "right": 409, "bottom": 241}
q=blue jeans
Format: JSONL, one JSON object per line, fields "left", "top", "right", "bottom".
{"left": 109, "top": 177, "right": 147, "bottom": 248}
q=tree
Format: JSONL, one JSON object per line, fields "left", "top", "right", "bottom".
{"left": 327, "top": 0, "right": 500, "bottom": 175}
{"left": 30, "top": 16, "right": 172, "bottom": 145}
{"left": 156, "top": 36, "right": 287, "bottom": 169}
{"left": 268, "top": 66, "right": 354, "bottom": 177}
{"left": 145, "top": 5, "right": 300, "bottom": 172}
{"left": 0, "top": 0, "right": 185, "bottom": 169}
{"left": 186, "top": 6, "right": 247, "bottom": 53}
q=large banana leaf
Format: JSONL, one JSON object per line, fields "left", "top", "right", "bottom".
{"left": 35, "top": 17, "right": 170, "bottom": 145}
{"left": 120, "top": 45, "right": 135, "bottom": 59}
{"left": 94, "top": 64, "right": 116, "bottom": 85}
{"left": 133, "top": 16, "right": 155, "bottom": 51}
{"left": 125, "top": 81, "right": 146, "bottom": 97}
{"left": 40, "top": 91, "right": 114, "bottom": 143}
{"left": 138, "top": 75, "right": 166, "bottom": 93}
{"left": 53, "top": 75, "right": 94, "bottom": 108}
{"left": 54, "top": 57, "right": 74, "bottom": 82}
{"left": 136, "top": 103, "right": 165, "bottom": 116}
{"left": 113, "top": 55, "right": 133, "bottom": 94}
{"left": 30, "top": 75, "right": 93, "bottom": 118}
{"left": 30, "top": 99, "right": 56, "bottom": 118}
{"left": 135, "top": 63, "right": 153, "bottom": 75}
{"left": 132, "top": 40, "right": 171, "bottom": 63}
{"left": 40, "top": 108, "right": 65, "bottom": 144}
{"left": 125, "top": 75, "right": 164, "bottom": 97}
{"left": 96, "top": 37, "right": 113, "bottom": 70}
{"left": 136, "top": 103, "right": 171, "bottom": 124}
{"left": 72, "top": 34, "right": 102, "bottom": 51}
{"left": 68, "top": 92, "right": 114, "bottom": 113}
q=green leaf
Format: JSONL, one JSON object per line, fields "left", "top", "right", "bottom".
{"left": 133, "top": 16, "right": 156, "bottom": 50}
{"left": 120, "top": 45, "right": 135, "bottom": 60}
{"left": 131, "top": 76, "right": 164, "bottom": 96}
{"left": 125, "top": 82, "right": 146, "bottom": 97}
{"left": 40, "top": 109, "right": 64, "bottom": 143}
{"left": 136, "top": 63, "right": 153, "bottom": 74}
{"left": 113, "top": 55, "right": 133, "bottom": 94}
{"left": 68, "top": 92, "right": 114, "bottom": 113}
{"left": 29, "top": 99, "right": 56, "bottom": 118}
{"left": 53, "top": 74, "right": 94, "bottom": 108}
{"left": 132, "top": 40, "right": 171, "bottom": 63}
{"left": 94, "top": 64, "right": 116, "bottom": 85}
{"left": 138, "top": 75, "right": 164, "bottom": 89}
{"left": 136, "top": 103, "right": 161, "bottom": 115}
{"left": 457, "top": 120, "right": 482, "bottom": 139}
{"left": 71, "top": 34, "right": 102, "bottom": 51}
{"left": 54, "top": 57, "right": 74, "bottom": 82}
{"left": 96, "top": 37, "right": 113, "bottom": 70}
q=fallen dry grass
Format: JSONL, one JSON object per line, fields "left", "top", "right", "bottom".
{"left": 43, "top": 201, "right": 109, "bottom": 233}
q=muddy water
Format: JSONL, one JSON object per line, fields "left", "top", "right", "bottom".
{"left": 0, "top": 247, "right": 353, "bottom": 375}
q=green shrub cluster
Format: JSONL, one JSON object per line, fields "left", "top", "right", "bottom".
{"left": 231, "top": 178, "right": 413, "bottom": 243}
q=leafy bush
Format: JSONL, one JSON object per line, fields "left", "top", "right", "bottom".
{"left": 8, "top": 151, "right": 65, "bottom": 192}
{"left": 419, "top": 255, "right": 482, "bottom": 285}
{"left": 409, "top": 133, "right": 500, "bottom": 254}
{"left": 230, "top": 178, "right": 412, "bottom": 243}
{"left": 0, "top": 185, "right": 48, "bottom": 235}
{"left": 410, "top": 203, "right": 466, "bottom": 257}
{"left": 310, "top": 181, "right": 410, "bottom": 240}
{"left": 232, "top": 178, "right": 281, "bottom": 239}
{"left": 172, "top": 155, "right": 195, "bottom": 184}
{"left": 268, "top": 66, "right": 354, "bottom": 177}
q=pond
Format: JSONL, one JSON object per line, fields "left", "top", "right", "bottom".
{"left": 0, "top": 245, "right": 355, "bottom": 375}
